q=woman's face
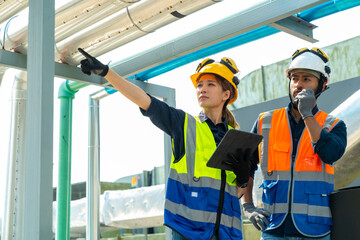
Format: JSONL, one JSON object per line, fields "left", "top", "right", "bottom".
{"left": 195, "top": 74, "right": 230, "bottom": 109}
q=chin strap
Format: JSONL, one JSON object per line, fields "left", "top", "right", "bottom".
{"left": 314, "top": 74, "right": 330, "bottom": 98}
{"left": 288, "top": 75, "right": 330, "bottom": 105}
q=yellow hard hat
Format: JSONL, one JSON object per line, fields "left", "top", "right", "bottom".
{"left": 190, "top": 57, "right": 240, "bottom": 105}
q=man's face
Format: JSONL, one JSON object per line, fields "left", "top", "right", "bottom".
{"left": 289, "top": 72, "right": 319, "bottom": 103}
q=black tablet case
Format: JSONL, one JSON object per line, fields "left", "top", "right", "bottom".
{"left": 206, "top": 129, "right": 263, "bottom": 171}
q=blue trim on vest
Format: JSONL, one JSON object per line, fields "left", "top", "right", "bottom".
{"left": 164, "top": 114, "right": 243, "bottom": 239}
{"left": 293, "top": 214, "right": 332, "bottom": 236}
{"left": 165, "top": 209, "right": 215, "bottom": 240}
{"left": 293, "top": 181, "right": 333, "bottom": 206}
{"left": 261, "top": 180, "right": 289, "bottom": 205}
{"left": 260, "top": 109, "right": 334, "bottom": 237}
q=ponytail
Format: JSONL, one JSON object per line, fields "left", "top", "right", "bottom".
{"left": 217, "top": 75, "right": 240, "bottom": 129}
{"left": 223, "top": 108, "right": 240, "bottom": 129}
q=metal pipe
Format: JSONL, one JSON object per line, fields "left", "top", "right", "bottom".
{"left": 0, "top": 0, "right": 220, "bottom": 66}
{"left": 111, "top": 0, "right": 360, "bottom": 82}
{"left": 0, "top": 0, "right": 139, "bottom": 53}
{"left": 87, "top": 91, "right": 103, "bottom": 240}
{"left": 58, "top": 0, "right": 220, "bottom": 65}
{"left": 56, "top": 80, "right": 87, "bottom": 240}
{"left": 0, "top": 66, "right": 7, "bottom": 86}
{"left": 0, "top": 0, "right": 28, "bottom": 24}
{"left": 1, "top": 70, "right": 27, "bottom": 240}
{"left": 0, "top": 0, "right": 139, "bottom": 54}
{"left": 55, "top": 0, "right": 139, "bottom": 43}
{"left": 331, "top": 89, "right": 360, "bottom": 189}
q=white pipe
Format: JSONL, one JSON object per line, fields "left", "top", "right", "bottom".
{"left": 331, "top": 89, "right": 360, "bottom": 149}
{"left": 1, "top": 70, "right": 27, "bottom": 240}
{"left": 0, "top": 66, "right": 7, "bottom": 86}
{"left": 87, "top": 93, "right": 101, "bottom": 240}
{"left": 0, "top": 0, "right": 139, "bottom": 54}
{"left": 58, "top": 0, "right": 220, "bottom": 65}
{"left": 55, "top": 0, "right": 140, "bottom": 43}
{"left": 0, "top": 0, "right": 28, "bottom": 24}
{"left": 0, "top": 0, "right": 220, "bottom": 66}
{"left": 331, "top": 89, "right": 360, "bottom": 189}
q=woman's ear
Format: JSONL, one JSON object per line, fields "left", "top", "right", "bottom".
{"left": 223, "top": 89, "right": 231, "bottom": 101}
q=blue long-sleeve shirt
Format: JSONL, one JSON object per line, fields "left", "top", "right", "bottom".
{"left": 140, "top": 95, "right": 229, "bottom": 162}
{"left": 250, "top": 102, "right": 347, "bottom": 237}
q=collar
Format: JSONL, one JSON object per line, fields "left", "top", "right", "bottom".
{"left": 198, "top": 111, "right": 227, "bottom": 126}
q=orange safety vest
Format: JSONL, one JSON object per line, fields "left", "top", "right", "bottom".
{"left": 258, "top": 108, "right": 339, "bottom": 237}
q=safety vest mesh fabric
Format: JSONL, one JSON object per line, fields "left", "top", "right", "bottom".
{"left": 164, "top": 114, "right": 243, "bottom": 240}
{"left": 258, "top": 108, "right": 339, "bottom": 237}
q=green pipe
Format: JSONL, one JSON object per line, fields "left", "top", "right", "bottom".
{"left": 56, "top": 80, "right": 87, "bottom": 240}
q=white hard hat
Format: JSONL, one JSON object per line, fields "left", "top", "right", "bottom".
{"left": 286, "top": 48, "right": 331, "bottom": 84}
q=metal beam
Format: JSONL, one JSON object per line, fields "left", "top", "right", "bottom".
{"left": 0, "top": 49, "right": 173, "bottom": 98}
{"left": 268, "top": 15, "right": 318, "bottom": 43}
{"left": 0, "top": 0, "right": 327, "bottom": 87}
{"left": 110, "top": 0, "right": 327, "bottom": 77}
{"left": 23, "top": 0, "right": 55, "bottom": 238}
{"left": 0, "top": 49, "right": 108, "bottom": 87}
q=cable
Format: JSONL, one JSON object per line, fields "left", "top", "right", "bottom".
{"left": 2, "top": 14, "right": 19, "bottom": 50}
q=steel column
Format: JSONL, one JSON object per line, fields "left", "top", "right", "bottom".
{"left": 23, "top": 0, "right": 55, "bottom": 239}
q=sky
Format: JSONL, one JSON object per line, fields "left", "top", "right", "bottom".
{"left": 0, "top": 0, "right": 360, "bottom": 220}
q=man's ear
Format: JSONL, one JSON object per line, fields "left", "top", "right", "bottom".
{"left": 321, "top": 81, "right": 327, "bottom": 91}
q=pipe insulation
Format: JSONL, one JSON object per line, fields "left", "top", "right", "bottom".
{"left": 0, "top": 0, "right": 139, "bottom": 54}
{"left": 58, "top": 0, "right": 221, "bottom": 65}
{"left": 0, "top": 0, "right": 221, "bottom": 66}
{"left": 331, "top": 89, "right": 360, "bottom": 189}
{"left": 1, "top": 70, "right": 27, "bottom": 240}
{"left": 0, "top": 0, "right": 28, "bottom": 24}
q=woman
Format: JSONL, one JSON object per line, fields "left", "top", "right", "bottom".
{"left": 79, "top": 48, "right": 250, "bottom": 240}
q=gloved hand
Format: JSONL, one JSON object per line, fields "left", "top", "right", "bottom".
{"left": 78, "top": 48, "right": 109, "bottom": 77}
{"left": 242, "top": 202, "right": 271, "bottom": 231}
{"left": 222, "top": 148, "right": 251, "bottom": 188}
{"left": 295, "top": 88, "right": 316, "bottom": 119}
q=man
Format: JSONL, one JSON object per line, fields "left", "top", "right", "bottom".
{"left": 241, "top": 48, "right": 347, "bottom": 240}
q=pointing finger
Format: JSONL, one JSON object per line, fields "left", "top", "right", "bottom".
{"left": 78, "top": 48, "right": 93, "bottom": 60}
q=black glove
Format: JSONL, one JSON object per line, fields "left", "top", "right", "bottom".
{"left": 223, "top": 148, "right": 251, "bottom": 188}
{"left": 78, "top": 48, "right": 109, "bottom": 77}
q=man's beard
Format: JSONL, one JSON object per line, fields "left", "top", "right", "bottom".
{"left": 290, "top": 88, "right": 302, "bottom": 110}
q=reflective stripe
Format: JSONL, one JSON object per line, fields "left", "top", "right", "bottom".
{"left": 186, "top": 115, "right": 196, "bottom": 178}
{"left": 165, "top": 199, "right": 242, "bottom": 231}
{"left": 323, "top": 114, "right": 339, "bottom": 131}
{"left": 260, "top": 111, "right": 273, "bottom": 173}
{"left": 221, "top": 213, "right": 242, "bottom": 232}
{"left": 165, "top": 113, "right": 242, "bottom": 239}
{"left": 262, "top": 171, "right": 289, "bottom": 181}
{"left": 258, "top": 108, "right": 338, "bottom": 237}
{"left": 292, "top": 171, "right": 334, "bottom": 183}
{"left": 292, "top": 203, "right": 331, "bottom": 218}
{"left": 263, "top": 202, "right": 288, "bottom": 214}
{"left": 168, "top": 169, "right": 222, "bottom": 190}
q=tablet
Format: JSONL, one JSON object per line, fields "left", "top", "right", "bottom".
{"left": 206, "top": 129, "right": 263, "bottom": 171}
